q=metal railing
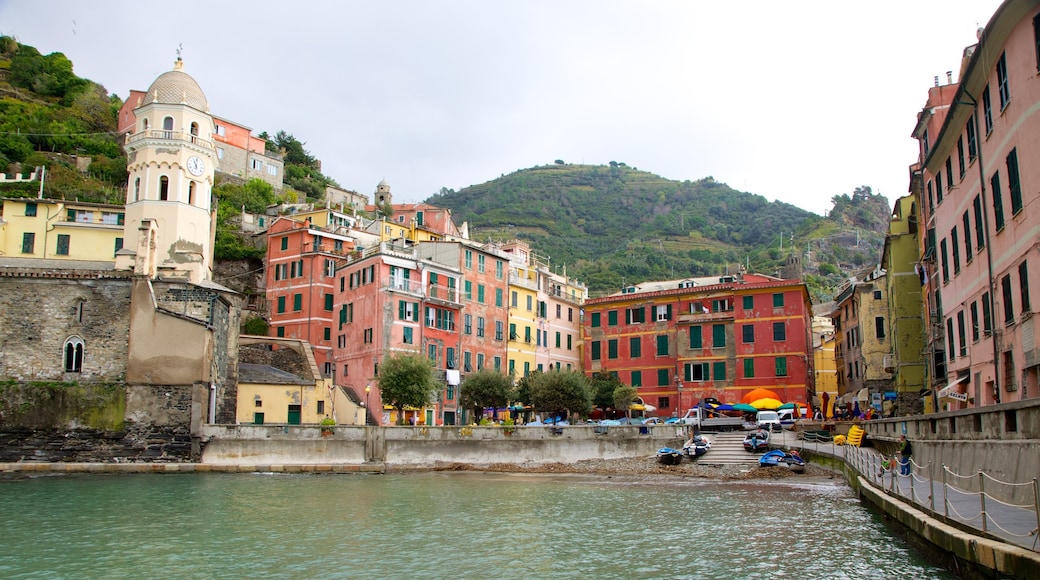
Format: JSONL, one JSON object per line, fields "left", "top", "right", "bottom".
{"left": 795, "top": 432, "right": 1040, "bottom": 552}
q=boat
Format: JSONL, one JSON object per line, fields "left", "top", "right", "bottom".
{"left": 656, "top": 447, "right": 684, "bottom": 465}
{"left": 682, "top": 434, "right": 712, "bottom": 458}
{"left": 759, "top": 449, "right": 806, "bottom": 472}
{"left": 742, "top": 429, "right": 770, "bottom": 452}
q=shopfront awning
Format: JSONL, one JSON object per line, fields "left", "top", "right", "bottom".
{"left": 937, "top": 375, "right": 969, "bottom": 401}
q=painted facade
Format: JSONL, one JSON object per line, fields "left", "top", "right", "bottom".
{"left": 0, "top": 198, "right": 125, "bottom": 262}
{"left": 831, "top": 268, "right": 893, "bottom": 413}
{"left": 911, "top": 0, "right": 1040, "bottom": 409}
{"left": 583, "top": 273, "right": 813, "bottom": 417}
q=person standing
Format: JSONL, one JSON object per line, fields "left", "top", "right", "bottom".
{"left": 899, "top": 435, "right": 913, "bottom": 475}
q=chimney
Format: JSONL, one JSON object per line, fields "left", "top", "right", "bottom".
{"left": 934, "top": 76, "right": 939, "bottom": 87}
{"left": 947, "top": 71, "right": 953, "bottom": 84}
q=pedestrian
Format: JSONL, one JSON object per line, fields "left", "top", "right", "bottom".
{"left": 879, "top": 455, "right": 893, "bottom": 478}
{"left": 899, "top": 435, "right": 913, "bottom": 475}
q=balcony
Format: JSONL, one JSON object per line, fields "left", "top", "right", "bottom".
{"left": 508, "top": 273, "right": 539, "bottom": 291}
{"left": 425, "top": 284, "right": 461, "bottom": 307}
{"left": 125, "top": 129, "right": 214, "bottom": 151}
{"left": 384, "top": 277, "right": 423, "bottom": 298}
{"left": 677, "top": 309, "right": 734, "bottom": 324}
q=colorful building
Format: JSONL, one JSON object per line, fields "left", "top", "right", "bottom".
{"left": 0, "top": 198, "right": 125, "bottom": 263}
{"left": 910, "top": 0, "right": 1040, "bottom": 408}
{"left": 831, "top": 267, "right": 893, "bottom": 414}
{"left": 811, "top": 314, "right": 837, "bottom": 418}
{"left": 582, "top": 272, "right": 813, "bottom": 417}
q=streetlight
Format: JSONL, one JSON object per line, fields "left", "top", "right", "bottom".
{"left": 675, "top": 374, "right": 684, "bottom": 418}
{"left": 364, "top": 385, "right": 372, "bottom": 425}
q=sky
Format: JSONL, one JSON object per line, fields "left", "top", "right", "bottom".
{"left": 0, "top": 0, "right": 1007, "bottom": 216}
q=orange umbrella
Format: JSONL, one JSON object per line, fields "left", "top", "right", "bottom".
{"left": 742, "top": 388, "right": 780, "bottom": 404}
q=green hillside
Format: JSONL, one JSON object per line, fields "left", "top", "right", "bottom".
{"left": 426, "top": 163, "right": 892, "bottom": 299}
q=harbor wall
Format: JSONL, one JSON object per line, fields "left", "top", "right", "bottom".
{"left": 196, "top": 423, "right": 685, "bottom": 465}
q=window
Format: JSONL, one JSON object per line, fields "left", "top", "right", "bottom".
{"left": 323, "top": 327, "right": 331, "bottom": 341}
{"left": 626, "top": 307, "right": 645, "bottom": 324}
{"left": 281, "top": 237, "right": 289, "bottom": 251}
{"left": 982, "top": 291, "right": 993, "bottom": 335}
{"left": 689, "top": 325, "right": 702, "bottom": 349}
{"left": 524, "top": 326, "right": 532, "bottom": 343}
{"left": 713, "top": 362, "right": 726, "bottom": 381}
{"left": 250, "top": 158, "right": 263, "bottom": 171}
{"left": 656, "top": 335, "right": 669, "bottom": 356}
{"left": 936, "top": 172, "right": 944, "bottom": 203}
{"left": 608, "top": 339, "right": 618, "bottom": 359}
{"left": 526, "top": 295, "right": 532, "bottom": 311}
{"left": 363, "top": 328, "right": 373, "bottom": 344}
{"left": 277, "top": 326, "right": 284, "bottom": 337}
{"left": 267, "top": 164, "right": 278, "bottom": 176}
{"left": 658, "top": 369, "right": 670, "bottom": 386}
{"left": 956, "top": 136, "right": 966, "bottom": 180}
{"left": 429, "top": 344, "right": 437, "bottom": 363}
{"left": 465, "top": 314, "right": 472, "bottom": 335}
{"left": 967, "top": 114, "right": 977, "bottom": 162}
{"left": 656, "top": 304, "right": 672, "bottom": 321}
{"left": 277, "top": 296, "right": 286, "bottom": 314}
{"left": 324, "top": 293, "right": 333, "bottom": 311}
{"left": 494, "top": 356, "right": 501, "bottom": 371}
{"left": 477, "top": 317, "right": 485, "bottom": 337}
{"left": 712, "top": 324, "right": 725, "bottom": 347}
{"left": 772, "top": 322, "right": 786, "bottom": 341}
{"left": 743, "top": 358, "right": 754, "bottom": 378}
{"left": 997, "top": 51, "right": 1010, "bottom": 110}
{"left": 25, "top": 202, "right": 38, "bottom": 216}
{"left": 974, "top": 194, "right": 985, "bottom": 250}
{"left": 509, "top": 323, "right": 518, "bottom": 341}
{"left": 742, "top": 324, "right": 755, "bottom": 343}
{"left": 971, "top": 301, "right": 980, "bottom": 342}
{"left": 293, "top": 293, "right": 302, "bottom": 311}
{"left": 629, "top": 337, "right": 641, "bottom": 358}
{"left": 496, "top": 260, "right": 503, "bottom": 279}
{"left": 875, "top": 316, "right": 885, "bottom": 340}
{"left": 1002, "top": 274, "right": 1014, "bottom": 325}
{"left": 56, "top": 234, "right": 70, "bottom": 256}
{"left": 591, "top": 312, "right": 601, "bottom": 328}
{"left": 742, "top": 295, "right": 754, "bottom": 309}
{"left": 495, "top": 321, "right": 503, "bottom": 341}
{"left": 685, "top": 363, "right": 708, "bottom": 382}
{"left": 478, "top": 254, "right": 485, "bottom": 273}
{"left": 216, "top": 147, "right": 225, "bottom": 160}
{"left": 608, "top": 310, "right": 618, "bottom": 326}
{"left": 495, "top": 288, "right": 503, "bottom": 307}
{"left": 114, "top": 238, "right": 123, "bottom": 255}
{"left": 402, "top": 327, "right": 413, "bottom": 344}
{"left": 134, "top": 177, "right": 141, "bottom": 201}
{"left": 951, "top": 226, "right": 960, "bottom": 274}
{"left": 63, "top": 337, "right": 84, "bottom": 373}
{"left": 1007, "top": 149, "right": 1022, "bottom": 215}
{"left": 477, "top": 284, "right": 485, "bottom": 304}
{"left": 464, "top": 280, "right": 472, "bottom": 301}
{"left": 511, "top": 291, "right": 518, "bottom": 308}
{"left": 399, "top": 300, "right": 419, "bottom": 321}
{"left": 983, "top": 84, "right": 993, "bottom": 135}
{"left": 957, "top": 310, "right": 967, "bottom": 357}
{"left": 631, "top": 370, "right": 642, "bottom": 387}
{"left": 775, "top": 357, "right": 788, "bottom": 377}
{"left": 992, "top": 171, "right": 1005, "bottom": 231}
{"left": 159, "top": 175, "right": 169, "bottom": 201}
{"left": 591, "top": 341, "right": 601, "bottom": 361}
{"left": 962, "top": 212, "right": 973, "bottom": 262}
{"left": 1020, "top": 262, "right": 1031, "bottom": 314}
{"left": 940, "top": 239, "right": 950, "bottom": 283}
{"left": 1035, "top": 13, "right": 1040, "bottom": 71}
{"left": 567, "top": 334, "right": 572, "bottom": 350}
{"left": 464, "top": 250, "right": 472, "bottom": 269}
{"left": 464, "top": 351, "right": 472, "bottom": 372}
{"left": 21, "top": 232, "right": 34, "bottom": 254}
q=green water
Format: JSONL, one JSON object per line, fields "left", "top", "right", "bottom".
{"left": 0, "top": 472, "right": 952, "bottom": 579}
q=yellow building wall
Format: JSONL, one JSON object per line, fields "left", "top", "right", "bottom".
{"left": 0, "top": 199, "right": 124, "bottom": 261}
{"left": 237, "top": 382, "right": 326, "bottom": 425}
{"left": 508, "top": 267, "right": 538, "bottom": 380}
{"left": 814, "top": 334, "right": 838, "bottom": 417}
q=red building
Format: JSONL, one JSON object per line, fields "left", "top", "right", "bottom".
{"left": 582, "top": 272, "right": 814, "bottom": 416}
{"left": 265, "top": 216, "right": 355, "bottom": 377}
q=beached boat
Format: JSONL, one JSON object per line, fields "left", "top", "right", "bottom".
{"left": 656, "top": 447, "right": 684, "bottom": 465}
{"left": 759, "top": 449, "right": 806, "bottom": 472}
{"left": 682, "top": 434, "right": 712, "bottom": 459}
{"left": 742, "top": 429, "right": 770, "bottom": 452}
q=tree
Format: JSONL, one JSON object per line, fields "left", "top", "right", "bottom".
{"left": 377, "top": 354, "right": 438, "bottom": 424}
{"left": 242, "top": 317, "right": 269, "bottom": 336}
{"left": 529, "top": 369, "right": 592, "bottom": 422}
{"left": 612, "top": 385, "right": 638, "bottom": 418}
{"left": 589, "top": 371, "right": 622, "bottom": 411}
{"left": 459, "top": 369, "right": 513, "bottom": 422}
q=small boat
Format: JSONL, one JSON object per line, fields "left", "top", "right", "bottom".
{"left": 682, "top": 434, "right": 712, "bottom": 458}
{"left": 759, "top": 449, "right": 806, "bottom": 472}
{"left": 656, "top": 447, "right": 683, "bottom": 465}
{"left": 742, "top": 429, "right": 770, "bottom": 453}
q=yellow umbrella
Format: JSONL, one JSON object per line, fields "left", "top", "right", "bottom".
{"left": 630, "top": 403, "right": 646, "bottom": 411}
{"left": 750, "top": 397, "right": 783, "bottom": 410}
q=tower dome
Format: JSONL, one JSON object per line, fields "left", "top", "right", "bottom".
{"left": 142, "top": 58, "right": 209, "bottom": 112}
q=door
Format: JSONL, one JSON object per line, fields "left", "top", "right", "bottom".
{"left": 287, "top": 405, "right": 302, "bottom": 425}
{"left": 254, "top": 412, "right": 264, "bottom": 425}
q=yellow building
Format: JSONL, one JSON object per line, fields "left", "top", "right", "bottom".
{"left": 811, "top": 315, "right": 837, "bottom": 418}
{"left": 0, "top": 198, "right": 125, "bottom": 263}
{"left": 507, "top": 262, "right": 539, "bottom": 381}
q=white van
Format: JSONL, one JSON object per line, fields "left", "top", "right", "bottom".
{"left": 776, "top": 409, "right": 798, "bottom": 429}
{"left": 756, "top": 410, "right": 782, "bottom": 432}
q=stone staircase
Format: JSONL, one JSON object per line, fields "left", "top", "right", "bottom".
{"left": 692, "top": 431, "right": 763, "bottom": 466}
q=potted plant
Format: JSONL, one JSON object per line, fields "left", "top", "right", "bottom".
{"left": 320, "top": 417, "right": 336, "bottom": 436}
{"left": 502, "top": 417, "right": 516, "bottom": 436}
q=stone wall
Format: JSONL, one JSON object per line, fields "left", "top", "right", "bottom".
{"left": 0, "top": 425, "right": 195, "bottom": 462}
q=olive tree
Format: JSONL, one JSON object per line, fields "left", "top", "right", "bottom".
{"left": 589, "top": 371, "right": 623, "bottom": 412}
{"left": 529, "top": 369, "right": 592, "bottom": 423}
{"left": 377, "top": 353, "right": 438, "bottom": 425}
{"left": 460, "top": 369, "right": 513, "bottom": 423}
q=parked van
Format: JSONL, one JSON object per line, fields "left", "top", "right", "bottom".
{"left": 756, "top": 410, "right": 782, "bottom": 432}
{"left": 777, "top": 409, "right": 798, "bottom": 429}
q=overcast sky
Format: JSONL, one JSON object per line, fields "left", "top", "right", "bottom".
{"left": 1, "top": 0, "right": 1005, "bottom": 216}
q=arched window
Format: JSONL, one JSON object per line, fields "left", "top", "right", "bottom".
{"left": 190, "top": 122, "right": 199, "bottom": 143}
{"left": 159, "top": 176, "right": 169, "bottom": 201}
{"left": 134, "top": 177, "right": 141, "bottom": 201}
{"left": 142, "top": 118, "right": 150, "bottom": 132}
{"left": 64, "top": 336, "right": 84, "bottom": 373}
{"left": 188, "top": 181, "right": 196, "bottom": 205}
{"left": 162, "top": 116, "right": 174, "bottom": 138}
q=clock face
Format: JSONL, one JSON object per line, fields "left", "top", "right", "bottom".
{"left": 187, "top": 156, "right": 205, "bottom": 176}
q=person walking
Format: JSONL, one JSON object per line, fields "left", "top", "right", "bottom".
{"left": 898, "top": 435, "right": 913, "bottom": 475}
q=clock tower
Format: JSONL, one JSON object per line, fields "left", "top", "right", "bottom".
{"left": 117, "top": 57, "right": 218, "bottom": 283}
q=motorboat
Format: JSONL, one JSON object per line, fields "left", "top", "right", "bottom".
{"left": 742, "top": 429, "right": 770, "bottom": 452}
{"left": 656, "top": 447, "right": 683, "bottom": 465}
{"left": 759, "top": 449, "right": 806, "bottom": 472}
{"left": 682, "top": 434, "right": 712, "bottom": 458}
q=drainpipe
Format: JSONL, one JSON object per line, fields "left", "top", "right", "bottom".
{"left": 208, "top": 382, "right": 217, "bottom": 424}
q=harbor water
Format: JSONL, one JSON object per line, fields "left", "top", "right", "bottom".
{"left": 0, "top": 471, "right": 953, "bottom": 579}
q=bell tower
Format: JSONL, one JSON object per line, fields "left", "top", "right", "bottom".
{"left": 117, "top": 56, "right": 218, "bottom": 283}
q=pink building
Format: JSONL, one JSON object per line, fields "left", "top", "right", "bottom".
{"left": 911, "top": 0, "right": 1040, "bottom": 408}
